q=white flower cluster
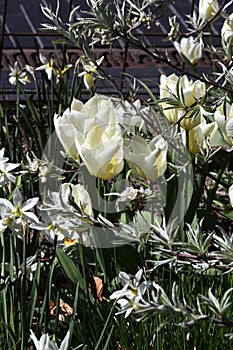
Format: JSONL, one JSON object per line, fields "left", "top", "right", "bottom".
{"left": 110, "top": 269, "right": 151, "bottom": 317}
{"left": 55, "top": 95, "right": 168, "bottom": 181}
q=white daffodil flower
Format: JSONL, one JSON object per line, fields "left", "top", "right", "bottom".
{"left": 8, "top": 62, "right": 32, "bottom": 85}
{"left": 0, "top": 188, "right": 39, "bottom": 237}
{"left": 0, "top": 148, "right": 9, "bottom": 163}
{"left": 36, "top": 52, "right": 54, "bottom": 80}
{"left": 0, "top": 163, "right": 20, "bottom": 186}
{"left": 110, "top": 269, "right": 151, "bottom": 317}
{"left": 31, "top": 206, "right": 82, "bottom": 247}
{"left": 78, "top": 56, "right": 104, "bottom": 90}
{"left": 31, "top": 210, "right": 68, "bottom": 245}
{"left": 0, "top": 148, "right": 20, "bottom": 186}
{"left": 30, "top": 329, "right": 70, "bottom": 350}
{"left": 4, "top": 255, "right": 38, "bottom": 283}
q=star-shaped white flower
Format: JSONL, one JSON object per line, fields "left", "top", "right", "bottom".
{"left": 9, "top": 62, "right": 31, "bottom": 85}
{"left": 30, "top": 329, "right": 70, "bottom": 350}
{"left": 0, "top": 188, "right": 39, "bottom": 237}
{"left": 0, "top": 162, "right": 20, "bottom": 186}
{"left": 0, "top": 148, "right": 9, "bottom": 163}
{"left": 110, "top": 269, "right": 151, "bottom": 317}
{"left": 36, "top": 52, "right": 54, "bottom": 80}
{"left": 0, "top": 148, "right": 20, "bottom": 186}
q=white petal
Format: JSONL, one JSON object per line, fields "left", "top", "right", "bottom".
{"left": 110, "top": 288, "right": 126, "bottom": 299}
{"left": 22, "top": 197, "right": 39, "bottom": 211}
{"left": 23, "top": 211, "right": 39, "bottom": 223}
{"left": 13, "top": 188, "right": 23, "bottom": 207}
{"left": 229, "top": 185, "right": 233, "bottom": 207}
{"left": 133, "top": 269, "right": 143, "bottom": 286}
{"left": 59, "top": 330, "right": 70, "bottom": 350}
{"left": 30, "top": 330, "right": 40, "bottom": 350}
{"left": 0, "top": 198, "right": 15, "bottom": 211}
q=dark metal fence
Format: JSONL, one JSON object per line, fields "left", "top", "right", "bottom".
{"left": 0, "top": 0, "right": 229, "bottom": 99}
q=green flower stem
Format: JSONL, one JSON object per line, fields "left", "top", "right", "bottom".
{"left": 48, "top": 78, "right": 54, "bottom": 135}
{"left": 103, "top": 180, "right": 107, "bottom": 218}
{"left": 0, "top": 233, "right": 5, "bottom": 280}
{"left": 184, "top": 164, "right": 206, "bottom": 225}
{"left": 20, "top": 233, "right": 27, "bottom": 350}
{"left": 119, "top": 42, "right": 129, "bottom": 92}
{"left": 97, "top": 177, "right": 102, "bottom": 210}
{"left": 16, "top": 82, "right": 20, "bottom": 129}
{"left": 78, "top": 240, "right": 88, "bottom": 296}
{"left": 54, "top": 291, "right": 60, "bottom": 335}
{"left": 206, "top": 157, "right": 229, "bottom": 210}
{"left": 208, "top": 24, "right": 217, "bottom": 74}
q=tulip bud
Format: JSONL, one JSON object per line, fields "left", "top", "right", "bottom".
{"left": 54, "top": 95, "right": 124, "bottom": 180}
{"left": 198, "top": 0, "right": 219, "bottom": 22}
{"left": 183, "top": 121, "right": 217, "bottom": 154}
{"left": 160, "top": 73, "right": 179, "bottom": 124}
{"left": 160, "top": 74, "right": 206, "bottom": 130}
{"left": 214, "top": 101, "right": 233, "bottom": 146}
{"left": 124, "top": 135, "right": 168, "bottom": 181}
{"left": 221, "top": 14, "right": 233, "bottom": 50}
{"left": 174, "top": 36, "right": 202, "bottom": 65}
{"left": 61, "top": 183, "right": 93, "bottom": 216}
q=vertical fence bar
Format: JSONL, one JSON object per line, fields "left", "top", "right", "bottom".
{"left": 0, "top": 0, "right": 8, "bottom": 74}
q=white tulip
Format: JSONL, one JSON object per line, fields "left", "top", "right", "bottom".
{"left": 174, "top": 36, "right": 202, "bottom": 65}
{"left": 124, "top": 135, "right": 168, "bottom": 181}
{"left": 183, "top": 121, "right": 217, "bottom": 154}
{"left": 61, "top": 183, "right": 93, "bottom": 216}
{"left": 55, "top": 95, "right": 124, "bottom": 179}
{"left": 160, "top": 74, "right": 206, "bottom": 130}
{"left": 221, "top": 13, "right": 233, "bottom": 49}
{"left": 198, "top": 0, "right": 219, "bottom": 22}
{"left": 214, "top": 101, "right": 233, "bottom": 146}
{"left": 77, "top": 123, "right": 124, "bottom": 180}
{"left": 160, "top": 73, "right": 179, "bottom": 124}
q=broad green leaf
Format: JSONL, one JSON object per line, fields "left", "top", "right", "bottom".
{"left": 56, "top": 248, "right": 84, "bottom": 290}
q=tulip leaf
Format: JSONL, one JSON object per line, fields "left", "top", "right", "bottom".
{"left": 219, "top": 209, "right": 233, "bottom": 221}
{"left": 56, "top": 248, "right": 85, "bottom": 290}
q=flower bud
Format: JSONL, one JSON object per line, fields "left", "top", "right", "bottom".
{"left": 214, "top": 101, "right": 233, "bottom": 146}
{"left": 174, "top": 36, "right": 202, "bottom": 65}
{"left": 198, "top": 0, "right": 219, "bottom": 22}
{"left": 183, "top": 121, "right": 217, "bottom": 154}
{"left": 124, "top": 135, "right": 168, "bottom": 181}
{"left": 221, "top": 14, "right": 233, "bottom": 49}
{"left": 54, "top": 95, "right": 124, "bottom": 180}
{"left": 160, "top": 74, "right": 206, "bottom": 130}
